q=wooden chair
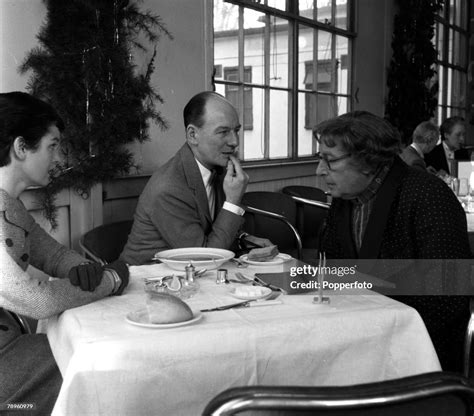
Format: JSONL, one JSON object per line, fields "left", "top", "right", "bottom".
{"left": 79, "top": 220, "right": 133, "bottom": 265}
{"left": 203, "top": 371, "right": 474, "bottom": 416}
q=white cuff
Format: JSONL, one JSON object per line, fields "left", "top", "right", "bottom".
{"left": 223, "top": 201, "right": 245, "bottom": 216}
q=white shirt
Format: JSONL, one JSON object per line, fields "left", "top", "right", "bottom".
{"left": 442, "top": 141, "right": 454, "bottom": 161}
{"left": 195, "top": 159, "right": 245, "bottom": 218}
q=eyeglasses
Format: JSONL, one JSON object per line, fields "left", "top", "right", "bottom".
{"left": 315, "top": 152, "right": 351, "bottom": 170}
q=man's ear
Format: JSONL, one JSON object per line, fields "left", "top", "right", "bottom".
{"left": 12, "top": 137, "right": 27, "bottom": 160}
{"left": 186, "top": 125, "right": 199, "bottom": 145}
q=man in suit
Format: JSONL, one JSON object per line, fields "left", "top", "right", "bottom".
{"left": 424, "top": 116, "right": 470, "bottom": 175}
{"left": 121, "top": 91, "right": 270, "bottom": 265}
{"left": 400, "top": 121, "right": 438, "bottom": 172}
{"left": 314, "top": 111, "right": 471, "bottom": 372}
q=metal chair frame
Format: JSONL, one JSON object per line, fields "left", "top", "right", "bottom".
{"left": 4, "top": 310, "right": 32, "bottom": 334}
{"left": 243, "top": 205, "right": 303, "bottom": 260}
{"left": 463, "top": 297, "right": 474, "bottom": 378}
{"left": 203, "top": 371, "right": 474, "bottom": 416}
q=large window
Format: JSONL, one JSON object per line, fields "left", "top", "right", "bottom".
{"left": 434, "top": 0, "right": 469, "bottom": 121}
{"left": 213, "top": 0, "right": 354, "bottom": 162}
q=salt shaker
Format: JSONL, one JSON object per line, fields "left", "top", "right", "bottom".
{"left": 185, "top": 263, "right": 195, "bottom": 282}
{"left": 216, "top": 268, "right": 227, "bottom": 284}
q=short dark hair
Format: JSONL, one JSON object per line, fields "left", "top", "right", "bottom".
{"left": 440, "top": 116, "right": 464, "bottom": 141}
{"left": 183, "top": 91, "right": 225, "bottom": 128}
{"left": 0, "top": 92, "right": 64, "bottom": 167}
{"left": 412, "top": 121, "right": 439, "bottom": 145}
{"left": 313, "top": 111, "right": 402, "bottom": 170}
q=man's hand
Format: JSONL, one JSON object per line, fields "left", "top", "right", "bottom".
{"left": 223, "top": 155, "right": 249, "bottom": 205}
{"left": 244, "top": 234, "right": 273, "bottom": 249}
{"left": 68, "top": 262, "right": 104, "bottom": 292}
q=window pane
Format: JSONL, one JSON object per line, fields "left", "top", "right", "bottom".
{"left": 267, "top": 0, "right": 287, "bottom": 11}
{"left": 269, "top": 89, "right": 289, "bottom": 158}
{"left": 456, "top": 32, "right": 467, "bottom": 67}
{"left": 337, "top": 95, "right": 348, "bottom": 115}
{"left": 436, "top": 22, "right": 444, "bottom": 61}
{"left": 244, "top": 9, "right": 265, "bottom": 85}
{"left": 316, "top": 0, "right": 333, "bottom": 26}
{"left": 299, "top": 0, "right": 314, "bottom": 16}
{"left": 270, "top": 17, "right": 290, "bottom": 87}
{"left": 297, "top": 92, "right": 314, "bottom": 157}
{"left": 451, "top": 69, "right": 465, "bottom": 108}
{"left": 298, "top": 24, "right": 314, "bottom": 91}
{"left": 243, "top": 87, "right": 264, "bottom": 160}
{"left": 214, "top": 1, "right": 239, "bottom": 75}
{"left": 448, "top": 28, "right": 454, "bottom": 63}
{"left": 336, "top": 35, "right": 349, "bottom": 94}
{"left": 449, "top": 0, "right": 454, "bottom": 25}
{"left": 446, "top": 67, "right": 452, "bottom": 107}
{"left": 335, "top": 0, "right": 348, "bottom": 30}
{"left": 318, "top": 31, "right": 333, "bottom": 91}
{"left": 214, "top": 0, "right": 238, "bottom": 31}
{"left": 438, "top": 65, "right": 444, "bottom": 106}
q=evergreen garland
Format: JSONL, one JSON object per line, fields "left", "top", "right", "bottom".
{"left": 19, "top": 0, "right": 172, "bottom": 227}
{"left": 385, "top": 0, "right": 444, "bottom": 145}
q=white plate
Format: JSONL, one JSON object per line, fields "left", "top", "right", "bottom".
{"left": 229, "top": 286, "right": 272, "bottom": 300}
{"left": 126, "top": 308, "right": 203, "bottom": 329}
{"left": 239, "top": 253, "right": 292, "bottom": 266}
{"left": 153, "top": 247, "right": 235, "bottom": 271}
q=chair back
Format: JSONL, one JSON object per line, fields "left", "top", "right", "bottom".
{"left": 79, "top": 220, "right": 133, "bottom": 265}
{"left": 203, "top": 371, "right": 474, "bottom": 416}
{"left": 241, "top": 192, "right": 301, "bottom": 259}
{"left": 282, "top": 186, "right": 330, "bottom": 249}
{"left": 282, "top": 185, "right": 328, "bottom": 203}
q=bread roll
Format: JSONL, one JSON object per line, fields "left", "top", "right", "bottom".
{"left": 247, "top": 245, "right": 279, "bottom": 262}
{"left": 146, "top": 293, "right": 193, "bottom": 324}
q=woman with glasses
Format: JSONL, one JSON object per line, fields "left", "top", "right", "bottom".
{"left": 314, "top": 110, "right": 471, "bottom": 373}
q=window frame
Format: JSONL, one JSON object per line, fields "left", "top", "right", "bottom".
{"left": 212, "top": 0, "right": 355, "bottom": 165}
{"left": 435, "top": 0, "right": 470, "bottom": 122}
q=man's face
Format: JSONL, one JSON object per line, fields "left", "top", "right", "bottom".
{"left": 445, "top": 123, "right": 465, "bottom": 151}
{"left": 316, "top": 140, "right": 375, "bottom": 200}
{"left": 23, "top": 124, "right": 61, "bottom": 187}
{"left": 189, "top": 98, "right": 241, "bottom": 169}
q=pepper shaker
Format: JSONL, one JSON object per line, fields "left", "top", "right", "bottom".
{"left": 185, "top": 263, "right": 195, "bottom": 282}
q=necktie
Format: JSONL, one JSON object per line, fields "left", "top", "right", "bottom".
{"left": 208, "top": 170, "right": 217, "bottom": 220}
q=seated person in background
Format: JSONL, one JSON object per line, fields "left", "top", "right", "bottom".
{"left": 314, "top": 110, "right": 471, "bottom": 372}
{"left": 424, "top": 115, "right": 470, "bottom": 175}
{"left": 0, "top": 92, "right": 129, "bottom": 414}
{"left": 400, "top": 121, "right": 438, "bottom": 173}
{"left": 121, "top": 91, "right": 271, "bottom": 265}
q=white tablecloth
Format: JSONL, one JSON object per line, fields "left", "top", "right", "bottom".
{"left": 46, "top": 262, "right": 441, "bottom": 416}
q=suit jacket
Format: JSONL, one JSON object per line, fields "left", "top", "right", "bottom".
{"left": 319, "top": 157, "right": 471, "bottom": 371}
{"left": 425, "top": 143, "right": 470, "bottom": 174}
{"left": 121, "top": 143, "right": 244, "bottom": 265}
{"left": 399, "top": 145, "right": 426, "bottom": 171}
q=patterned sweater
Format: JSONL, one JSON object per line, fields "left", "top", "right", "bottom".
{"left": 0, "top": 189, "right": 114, "bottom": 348}
{"left": 319, "top": 157, "right": 472, "bottom": 371}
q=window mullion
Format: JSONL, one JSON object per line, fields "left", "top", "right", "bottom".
{"left": 289, "top": 19, "right": 296, "bottom": 159}
{"left": 264, "top": 14, "right": 271, "bottom": 159}
{"left": 238, "top": 5, "right": 245, "bottom": 157}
